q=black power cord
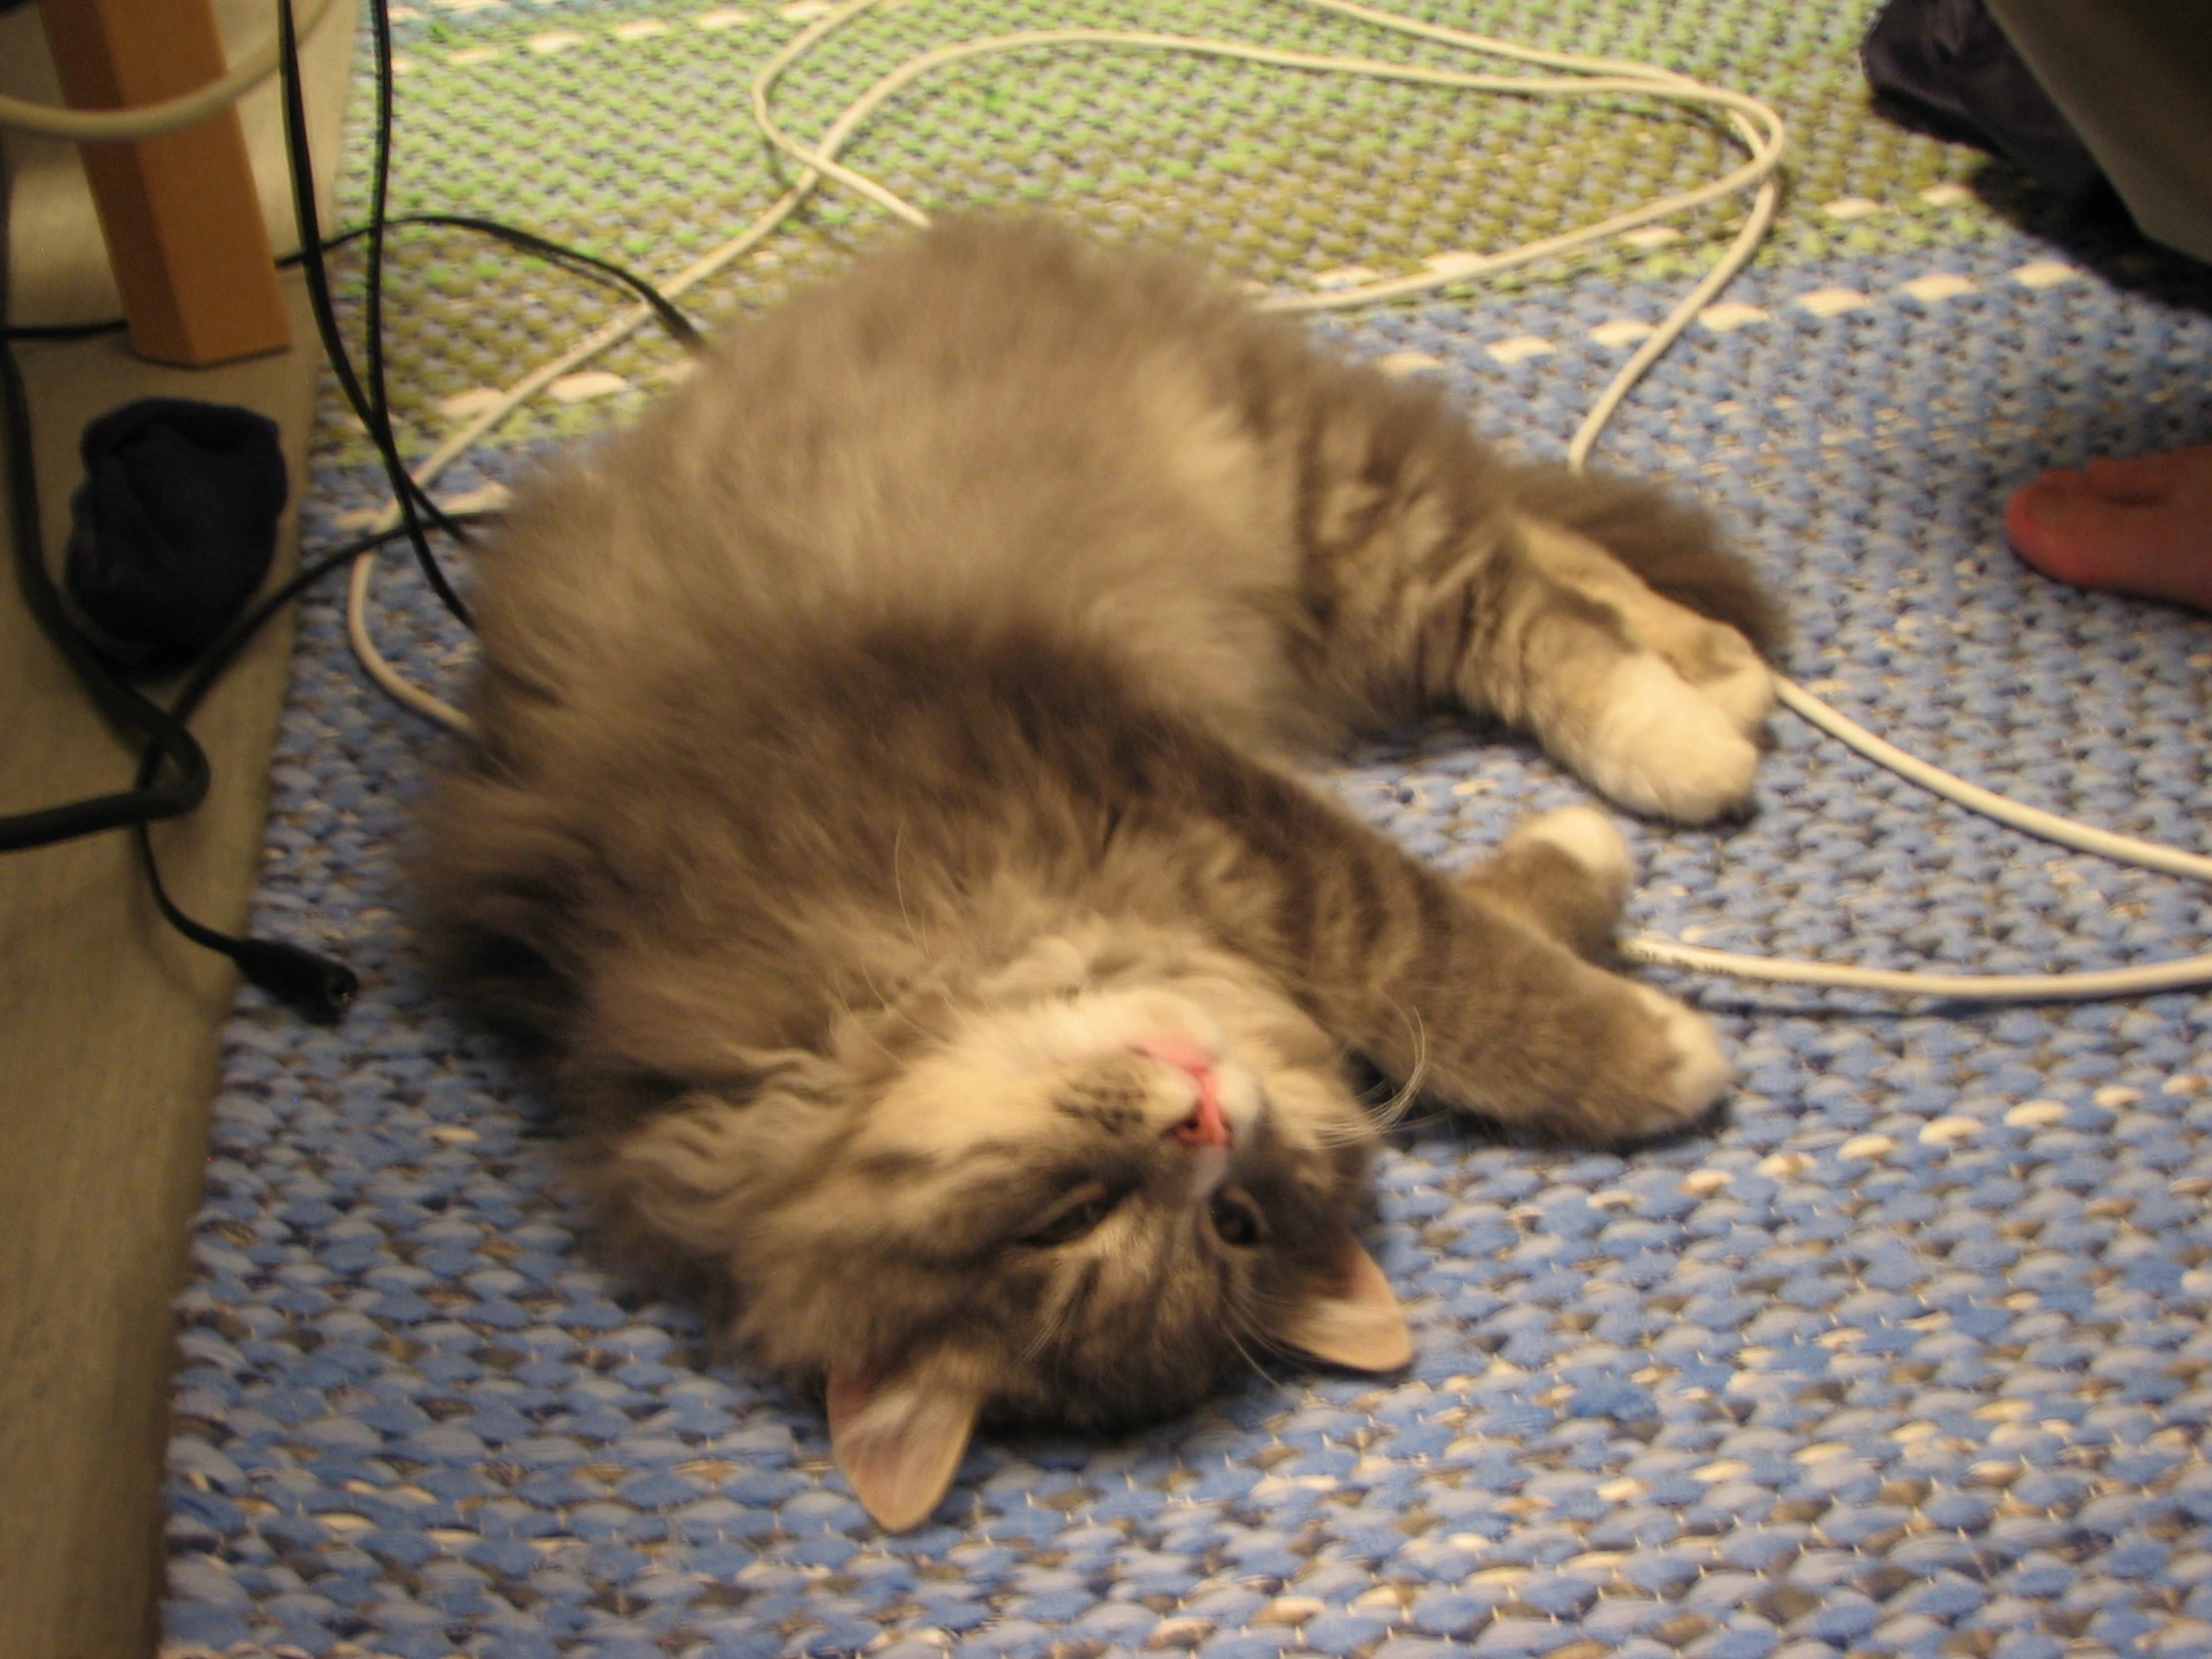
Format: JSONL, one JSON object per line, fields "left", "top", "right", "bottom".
{"left": 0, "top": 342, "right": 211, "bottom": 849}
{"left": 320, "top": 215, "right": 706, "bottom": 353}
{"left": 0, "top": 316, "right": 128, "bottom": 343}
{"left": 270, "top": 0, "right": 708, "bottom": 623}
{"left": 0, "top": 0, "right": 703, "bottom": 1017}
{"left": 0, "top": 362, "right": 494, "bottom": 1019}
{"left": 276, "top": 0, "right": 470, "bottom": 627}
{"left": 1, "top": 218, "right": 707, "bottom": 349}
{"left": 3, "top": 291, "right": 419, "bottom": 1019}
{"left": 128, "top": 512, "right": 499, "bottom": 1019}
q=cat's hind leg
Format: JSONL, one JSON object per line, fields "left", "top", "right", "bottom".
{"left": 1520, "top": 515, "right": 1777, "bottom": 738}
{"left": 1464, "top": 517, "right": 1775, "bottom": 825}
{"left": 1274, "top": 364, "right": 1778, "bottom": 820}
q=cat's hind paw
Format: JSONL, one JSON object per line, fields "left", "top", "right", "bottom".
{"left": 1513, "top": 518, "right": 1774, "bottom": 824}
{"left": 1677, "top": 626, "right": 1775, "bottom": 737}
{"left": 1579, "top": 654, "right": 1762, "bottom": 824}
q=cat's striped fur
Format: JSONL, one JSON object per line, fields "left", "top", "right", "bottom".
{"left": 413, "top": 218, "right": 1779, "bottom": 1528}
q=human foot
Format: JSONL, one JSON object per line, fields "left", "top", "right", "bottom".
{"left": 2004, "top": 442, "right": 2212, "bottom": 614}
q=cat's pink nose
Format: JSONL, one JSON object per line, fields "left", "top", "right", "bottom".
{"left": 1133, "top": 1037, "right": 1233, "bottom": 1149}
{"left": 1173, "top": 1092, "right": 1232, "bottom": 1150}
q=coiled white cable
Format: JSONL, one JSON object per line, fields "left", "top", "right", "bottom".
{"left": 1618, "top": 681, "right": 2212, "bottom": 998}
{"left": 346, "top": 0, "right": 1789, "bottom": 728}
{"left": 0, "top": 0, "right": 339, "bottom": 142}
{"left": 335, "top": 0, "right": 2208, "bottom": 1000}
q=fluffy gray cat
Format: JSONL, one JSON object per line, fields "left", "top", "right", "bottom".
{"left": 414, "top": 218, "right": 1781, "bottom": 1529}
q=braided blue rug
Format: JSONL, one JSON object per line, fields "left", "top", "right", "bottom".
{"left": 163, "top": 20, "right": 2212, "bottom": 1658}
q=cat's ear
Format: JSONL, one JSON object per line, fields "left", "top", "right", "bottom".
{"left": 827, "top": 1354, "right": 985, "bottom": 1531}
{"left": 1276, "top": 1231, "right": 1412, "bottom": 1373}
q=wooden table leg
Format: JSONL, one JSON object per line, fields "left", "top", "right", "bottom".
{"left": 35, "top": 0, "right": 292, "bottom": 367}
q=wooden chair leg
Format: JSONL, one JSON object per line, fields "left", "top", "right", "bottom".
{"left": 35, "top": 0, "right": 292, "bottom": 367}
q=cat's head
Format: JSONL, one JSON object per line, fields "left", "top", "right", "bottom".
{"left": 598, "top": 941, "right": 1407, "bottom": 1530}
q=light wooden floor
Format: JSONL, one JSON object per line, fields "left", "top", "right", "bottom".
{"left": 0, "top": 9, "right": 353, "bottom": 1655}
{"left": 0, "top": 290, "right": 316, "bottom": 1659}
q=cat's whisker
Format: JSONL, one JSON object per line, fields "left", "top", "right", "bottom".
{"left": 826, "top": 985, "right": 901, "bottom": 1064}
{"left": 1224, "top": 1299, "right": 1279, "bottom": 1384}
{"left": 1366, "top": 996, "right": 1429, "bottom": 1134}
{"left": 850, "top": 962, "right": 943, "bottom": 1051}
{"left": 890, "top": 823, "right": 929, "bottom": 953}
{"left": 1019, "top": 1259, "right": 1092, "bottom": 1372}
{"left": 1018, "top": 1297, "right": 1067, "bottom": 1370}
{"left": 1310, "top": 1117, "right": 1382, "bottom": 1148}
{"left": 1367, "top": 1084, "right": 1427, "bottom": 1136}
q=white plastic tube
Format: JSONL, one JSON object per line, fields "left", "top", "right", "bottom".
{"left": 0, "top": 0, "right": 340, "bottom": 142}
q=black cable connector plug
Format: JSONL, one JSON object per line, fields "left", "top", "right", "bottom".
{"left": 229, "top": 937, "right": 359, "bottom": 1023}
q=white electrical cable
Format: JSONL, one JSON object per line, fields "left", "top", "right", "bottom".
{"left": 1769, "top": 678, "right": 2212, "bottom": 885}
{"left": 336, "top": 0, "right": 2210, "bottom": 1001}
{"left": 0, "top": 0, "right": 339, "bottom": 143}
{"left": 1617, "top": 939, "right": 2212, "bottom": 1002}
{"left": 1274, "top": 10, "right": 2212, "bottom": 1001}
{"left": 1614, "top": 679, "right": 2212, "bottom": 1000}
{"left": 346, "top": 0, "right": 1789, "bottom": 731}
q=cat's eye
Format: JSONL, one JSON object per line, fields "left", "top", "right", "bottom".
{"left": 1024, "top": 1182, "right": 1122, "bottom": 1248}
{"left": 1210, "top": 1187, "right": 1266, "bottom": 1248}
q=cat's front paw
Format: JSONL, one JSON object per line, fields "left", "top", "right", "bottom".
{"left": 1503, "top": 804, "right": 1633, "bottom": 911}
{"left": 1558, "top": 980, "right": 1733, "bottom": 1146}
{"left": 1628, "top": 983, "right": 1733, "bottom": 1131}
{"left": 1466, "top": 805, "right": 1636, "bottom": 962}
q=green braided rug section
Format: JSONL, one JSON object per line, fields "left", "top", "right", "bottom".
{"left": 320, "top": 0, "right": 2047, "bottom": 463}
